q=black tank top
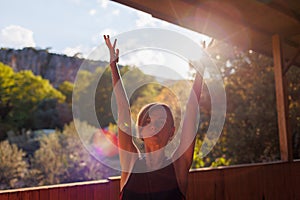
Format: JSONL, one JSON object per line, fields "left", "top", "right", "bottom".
{"left": 120, "top": 158, "right": 186, "bottom": 200}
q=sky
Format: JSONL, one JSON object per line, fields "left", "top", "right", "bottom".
{"left": 0, "top": 0, "right": 211, "bottom": 78}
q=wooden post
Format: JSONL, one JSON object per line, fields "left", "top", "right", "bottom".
{"left": 272, "top": 34, "right": 293, "bottom": 162}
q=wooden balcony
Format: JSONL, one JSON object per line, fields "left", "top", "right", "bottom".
{"left": 1, "top": 160, "right": 299, "bottom": 200}
{"left": 0, "top": 1, "right": 298, "bottom": 199}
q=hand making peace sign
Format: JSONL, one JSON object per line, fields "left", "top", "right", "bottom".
{"left": 104, "top": 35, "right": 119, "bottom": 64}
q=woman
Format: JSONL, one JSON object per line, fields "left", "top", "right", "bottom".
{"left": 104, "top": 35, "right": 203, "bottom": 200}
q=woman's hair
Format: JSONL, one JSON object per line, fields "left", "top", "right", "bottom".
{"left": 136, "top": 102, "right": 175, "bottom": 135}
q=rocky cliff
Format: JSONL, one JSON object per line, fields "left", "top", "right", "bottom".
{"left": 0, "top": 47, "right": 108, "bottom": 87}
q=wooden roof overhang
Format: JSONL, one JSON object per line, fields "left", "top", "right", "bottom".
{"left": 112, "top": 0, "right": 300, "bottom": 162}
{"left": 112, "top": 0, "right": 300, "bottom": 69}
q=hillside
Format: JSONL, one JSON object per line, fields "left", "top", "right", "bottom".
{"left": 0, "top": 47, "right": 108, "bottom": 87}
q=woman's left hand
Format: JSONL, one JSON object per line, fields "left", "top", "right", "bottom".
{"left": 104, "top": 35, "right": 119, "bottom": 64}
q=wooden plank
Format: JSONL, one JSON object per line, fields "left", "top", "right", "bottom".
{"left": 29, "top": 189, "right": 39, "bottom": 200}
{"left": 39, "top": 188, "right": 50, "bottom": 200}
{"left": 58, "top": 187, "right": 69, "bottom": 200}
{"left": 262, "top": 163, "right": 291, "bottom": 200}
{"left": 0, "top": 193, "right": 9, "bottom": 200}
{"left": 187, "top": 169, "right": 223, "bottom": 200}
{"left": 272, "top": 34, "right": 293, "bottom": 162}
{"left": 21, "top": 191, "right": 31, "bottom": 200}
{"left": 67, "top": 185, "right": 86, "bottom": 200}
{"left": 215, "top": 170, "right": 225, "bottom": 200}
{"left": 68, "top": 186, "right": 79, "bottom": 200}
{"left": 19, "top": 190, "right": 31, "bottom": 200}
{"left": 291, "top": 162, "right": 300, "bottom": 199}
{"left": 94, "top": 182, "right": 110, "bottom": 200}
{"left": 223, "top": 166, "right": 263, "bottom": 200}
{"left": 85, "top": 184, "right": 95, "bottom": 200}
{"left": 108, "top": 177, "right": 120, "bottom": 200}
{"left": 77, "top": 185, "right": 86, "bottom": 200}
{"left": 8, "top": 191, "right": 20, "bottom": 200}
{"left": 48, "top": 188, "right": 59, "bottom": 200}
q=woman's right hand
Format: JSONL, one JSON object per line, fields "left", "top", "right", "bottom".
{"left": 104, "top": 35, "right": 119, "bottom": 64}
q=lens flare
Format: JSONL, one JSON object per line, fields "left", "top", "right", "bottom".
{"left": 72, "top": 28, "right": 226, "bottom": 172}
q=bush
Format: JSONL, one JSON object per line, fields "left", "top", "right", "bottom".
{"left": 0, "top": 140, "right": 28, "bottom": 189}
{"left": 28, "top": 120, "right": 118, "bottom": 186}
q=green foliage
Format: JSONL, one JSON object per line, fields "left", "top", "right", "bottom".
{"left": 95, "top": 67, "right": 115, "bottom": 127}
{"left": 286, "top": 66, "right": 300, "bottom": 159}
{"left": 32, "top": 99, "right": 62, "bottom": 130}
{"left": 0, "top": 63, "right": 65, "bottom": 134}
{"left": 192, "top": 136, "right": 230, "bottom": 168}
{"left": 0, "top": 140, "right": 28, "bottom": 189}
{"left": 218, "top": 51, "right": 280, "bottom": 164}
{"left": 57, "top": 81, "right": 74, "bottom": 126}
{"left": 58, "top": 81, "right": 74, "bottom": 104}
{"left": 0, "top": 63, "right": 14, "bottom": 110}
{"left": 192, "top": 138, "right": 205, "bottom": 168}
{"left": 0, "top": 63, "right": 15, "bottom": 140}
{"left": 210, "top": 157, "right": 230, "bottom": 167}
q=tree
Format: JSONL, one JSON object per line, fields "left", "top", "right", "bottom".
{"left": 0, "top": 63, "right": 65, "bottom": 134}
{"left": 192, "top": 136, "right": 230, "bottom": 168}
{"left": 32, "top": 99, "right": 62, "bottom": 130}
{"left": 0, "top": 63, "right": 14, "bottom": 140}
{"left": 219, "top": 51, "right": 280, "bottom": 164}
{"left": 286, "top": 66, "right": 300, "bottom": 159}
{"left": 58, "top": 81, "right": 73, "bottom": 105}
{"left": 29, "top": 132, "right": 67, "bottom": 185}
{"left": 57, "top": 81, "right": 74, "bottom": 126}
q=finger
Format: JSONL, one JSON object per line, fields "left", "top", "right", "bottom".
{"left": 104, "top": 35, "right": 110, "bottom": 45}
{"left": 113, "top": 39, "right": 117, "bottom": 49}
{"left": 106, "top": 37, "right": 112, "bottom": 47}
{"left": 116, "top": 49, "right": 119, "bottom": 62}
{"left": 104, "top": 35, "right": 112, "bottom": 46}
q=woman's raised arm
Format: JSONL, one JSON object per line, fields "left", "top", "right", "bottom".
{"left": 103, "top": 35, "right": 137, "bottom": 154}
{"left": 174, "top": 71, "right": 203, "bottom": 172}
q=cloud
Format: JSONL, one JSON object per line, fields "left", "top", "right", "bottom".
{"left": 96, "top": 28, "right": 118, "bottom": 41}
{"left": 97, "top": 0, "right": 109, "bottom": 8}
{"left": 135, "top": 11, "right": 169, "bottom": 28}
{"left": 89, "top": 9, "right": 97, "bottom": 16}
{"left": 121, "top": 49, "right": 165, "bottom": 66}
{"left": 135, "top": 11, "right": 156, "bottom": 27}
{"left": 0, "top": 25, "right": 36, "bottom": 49}
{"left": 91, "top": 28, "right": 118, "bottom": 49}
{"left": 112, "top": 9, "right": 120, "bottom": 16}
{"left": 119, "top": 49, "right": 190, "bottom": 80}
{"left": 63, "top": 45, "right": 93, "bottom": 58}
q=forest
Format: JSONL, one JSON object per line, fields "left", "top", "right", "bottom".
{"left": 0, "top": 44, "right": 299, "bottom": 190}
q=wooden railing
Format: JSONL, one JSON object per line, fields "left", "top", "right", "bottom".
{"left": 0, "top": 161, "right": 299, "bottom": 200}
